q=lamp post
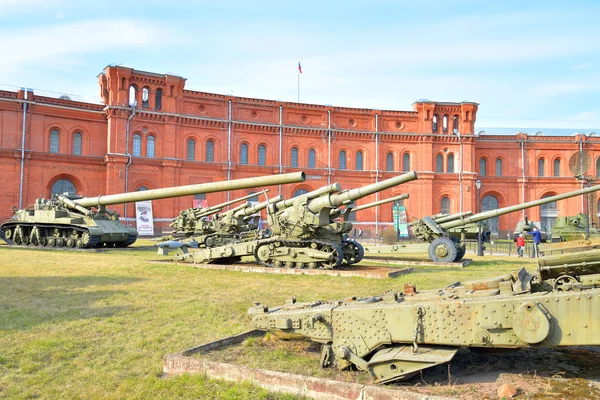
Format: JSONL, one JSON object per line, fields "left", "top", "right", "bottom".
{"left": 475, "top": 179, "right": 484, "bottom": 256}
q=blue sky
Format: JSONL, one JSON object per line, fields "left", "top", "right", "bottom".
{"left": 1, "top": 0, "right": 599, "bottom": 130}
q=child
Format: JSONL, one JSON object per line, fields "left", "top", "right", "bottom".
{"left": 516, "top": 233, "right": 525, "bottom": 257}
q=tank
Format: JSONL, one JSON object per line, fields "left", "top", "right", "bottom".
{"left": 550, "top": 213, "right": 599, "bottom": 242}
{"left": 512, "top": 217, "right": 550, "bottom": 242}
{"left": 249, "top": 252, "right": 600, "bottom": 383}
{"left": 410, "top": 184, "right": 600, "bottom": 262}
{"left": 0, "top": 172, "right": 305, "bottom": 249}
{"left": 178, "top": 171, "right": 418, "bottom": 269}
{"left": 167, "top": 191, "right": 267, "bottom": 239}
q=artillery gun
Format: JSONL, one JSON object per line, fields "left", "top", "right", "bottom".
{"left": 249, "top": 253, "right": 600, "bottom": 383}
{"left": 429, "top": 212, "right": 491, "bottom": 242}
{"left": 0, "top": 172, "right": 305, "bottom": 249}
{"left": 411, "top": 185, "right": 600, "bottom": 262}
{"left": 168, "top": 191, "right": 267, "bottom": 238}
{"left": 178, "top": 171, "right": 418, "bottom": 268}
{"left": 550, "top": 213, "right": 599, "bottom": 242}
{"left": 201, "top": 195, "right": 283, "bottom": 248}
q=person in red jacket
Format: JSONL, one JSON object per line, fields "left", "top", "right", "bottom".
{"left": 516, "top": 233, "right": 525, "bottom": 257}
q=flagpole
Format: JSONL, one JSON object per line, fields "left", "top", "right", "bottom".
{"left": 297, "top": 69, "right": 300, "bottom": 103}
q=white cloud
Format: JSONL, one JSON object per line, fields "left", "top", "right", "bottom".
{"left": 0, "top": 19, "right": 175, "bottom": 75}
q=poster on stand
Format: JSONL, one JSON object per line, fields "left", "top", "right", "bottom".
{"left": 135, "top": 200, "right": 154, "bottom": 236}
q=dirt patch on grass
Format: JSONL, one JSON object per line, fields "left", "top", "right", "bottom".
{"left": 196, "top": 333, "right": 600, "bottom": 399}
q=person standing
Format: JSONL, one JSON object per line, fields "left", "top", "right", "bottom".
{"left": 358, "top": 228, "right": 363, "bottom": 239}
{"left": 516, "top": 233, "right": 525, "bottom": 257}
{"left": 526, "top": 226, "right": 542, "bottom": 257}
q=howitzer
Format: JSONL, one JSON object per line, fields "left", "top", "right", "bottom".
{"left": 411, "top": 184, "right": 600, "bottom": 262}
{"left": 177, "top": 172, "right": 418, "bottom": 269}
{"left": 169, "top": 191, "right": 268, "bottom": 236}
{"left": 0, "top": 172, "right": 305, "bottom": 249}
{"left": 249, "top": 258, "right": 600, "bottom": 383}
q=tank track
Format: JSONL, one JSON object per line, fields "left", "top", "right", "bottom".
{"left": 253, "top": 238, "right": 343, "bottom": 270}
{"left": 0, "top": 222, "right": 136, "bottom": 249}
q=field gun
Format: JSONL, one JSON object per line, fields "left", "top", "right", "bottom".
{"left": 201, "top": 195, "right": 283, "bottom": 247}
{"left": 411, "top": 185, "right": 600, "bottom": 262}
{"left": 249, "top": 254, "right": 600, "bottom": 383}
{"left": 168, "top": 191, "right": 267, "bottom": 237}
{"left": 177, "top": 171, "right": 417, "bottom": 268}
{"left": 0, "top": 172, "right": 305, "bottom": 249}
{"left": 428, "top": 212, "right": 491, "bottom": 243}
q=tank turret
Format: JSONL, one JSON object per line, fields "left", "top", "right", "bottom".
{"left": 411, "top": 184, "right": 600, "bottom": 262}
{"left": 0, "top": 172, "right": 305, "bottom": 248}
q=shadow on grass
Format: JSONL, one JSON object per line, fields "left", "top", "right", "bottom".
{"left": 0, "top": 275, "right": 142, "bottom": 331}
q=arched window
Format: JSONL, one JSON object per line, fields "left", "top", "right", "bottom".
{"left": 121, "top": 77, "right": 126, "bottom": 90}
{"left": 240, "top": 143, "right": 248, "bottom": 165}
{"left": 482, "top": 195, "right": 499, "bottom": 234}
{"left": 293, "top": 189, "right": 309, "bottom": 198}
{"left": 541, "top": 194, "right": 558, "bottom": 230}
{"left": 538, "top": 158, "right": 545, "bottom": 177}
{"left": 51, "top": 179, "right": 76, "bottom": 196}
{"left": 440, "top": 196, "right": 450, "bottom": 214}
{"left": 435, "top": 154, "right": 443, "bottom": 173}
{"left": 258, "top": 144, "right": 267, "bottom": 166}
{"left": 137, "top": 186, "right": 148, "bottom": 191}
{"left": 291, "top": 147, "right": 299, "bottom": 167}
{"left": 50, "top": 129, "right": 60, "bottom": 153}
{"left": 355, "top": 151, "right": 363, "bottom": 170}
{"left": 553, "top": 159, "right": 561, "bottom": 177}
{"left": 142, "top": 87, "right": 150, "bottom": 108}
{"left": 308, "top": 149, "right": 316, "bottom": 168}
{"left": 597, "top": 157, "right": 600, "bottom": 178}
{"left": 442, "top": 115, "right": 448, "bottom": 133}
{"left": 339, "top": 150, "right": 347, "bottom": 170}
{"left": 155, "top": 89, "right": 162, "bottom": 110}
{"left": 447, "top": 154, "right": 454, "bottom": 173}
{"left": 132, "top": 134, "right": 141, "bottom": 157}
{"left": 205, "top": 140, "right": 214, "bottom": 162}
{"left": 187, "top": 138, "right": 195, "bottom": 161}
{"left": 386, "top": 152, "right": 394, "bottom": 171}
{"left": 452, "top": 115, "right": 459, "bottom": 132}
{"left": 432, "top": 114, "right": 439, "bottom": 132}
{"left": 479, "top": 158, "right": 487, "bottom": 176}
{"left": 129, "top": 85, "right": 137, "bottom": 106}
{"left": 466, "top": 111, "right": 470, "bottom": 121}
{"left": 72, "top": 132, "right": 82, "bottom": 155}
{"left": 495, "top": 158, "right": 503, "bottom": 177}
{"left": 402, "top": 153, "right": 410, "bottom": 171}
{"left": 147, "top": 136, "right": 155, "bottom": 158}
{"left": 247, "top": 191, "right": 259, "bottom": 202}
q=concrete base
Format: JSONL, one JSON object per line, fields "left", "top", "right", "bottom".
{"left": 164, "top": 329, "right": 452, "bottom": 400}
{"left": 151, "top": 261, "right": 413, "bottom": 279}
{"left": 364, "top": 256, "right": 472, "bottom": 268}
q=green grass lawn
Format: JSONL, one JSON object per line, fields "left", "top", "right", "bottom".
{"left": 0, "top": 243, "right": 536, "bottom": 399}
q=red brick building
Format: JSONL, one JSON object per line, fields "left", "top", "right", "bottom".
{"left": 0, "top": 65, "right": 597, "bottom": 236}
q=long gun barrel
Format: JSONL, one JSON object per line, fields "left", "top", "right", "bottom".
{"left": 432, "top": 211, "right": 474, "bottom": 224}
{"left": 234, "top": 195, "right": 283, "bottom": 217}
{"left": 307, "top": 171, "right": 418, "bottom": 213}
{"left": 329, "top": 194, "right": 409, "bottom": 218}
{"left": 441, "top": 184, "right": 600, "bottom": 230}
{"left": 272, "top": 184, "right": 341, "bottom": 211}
{"left": 73, "top": 172, "right": 304, "bottom": 208}
{"left": 200, "top": 191, "right": 269, "bottom": 216}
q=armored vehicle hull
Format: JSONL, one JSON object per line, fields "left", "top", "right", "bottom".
{"left": 250, "top": 258, "right": 600, "bottom": 383}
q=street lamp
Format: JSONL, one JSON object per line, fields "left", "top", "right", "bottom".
{"left": 475, "top": 179, "right": 484, "bottom": 256}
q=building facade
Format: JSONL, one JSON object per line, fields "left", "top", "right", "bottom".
{"left": 0, "top": 65, "right": 598, "bottom": 236}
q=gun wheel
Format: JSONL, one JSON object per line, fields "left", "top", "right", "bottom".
{"left": 341, "top": 239, "right": 364, "bottom": 265}
{"left": 428, "top": 237, "right": 458, "bottom": 263}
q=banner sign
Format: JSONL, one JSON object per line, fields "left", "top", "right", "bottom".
{"left": 393, "top": 205, "right": 409, "bottom": 238}
{"left": 135, "top": 200, "right": 154, "bottom": 236}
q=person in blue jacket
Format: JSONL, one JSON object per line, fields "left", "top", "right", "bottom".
{"left": 526, "top": 226, "right": 542, "bottom": 257}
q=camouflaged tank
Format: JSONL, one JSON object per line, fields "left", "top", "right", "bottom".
{"left": 0, "top": 172, "right": 305, "bottom": 249}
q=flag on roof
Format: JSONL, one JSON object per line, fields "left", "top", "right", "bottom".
{"left": 298, "top": 62, "right": 302, "bottom": 73}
